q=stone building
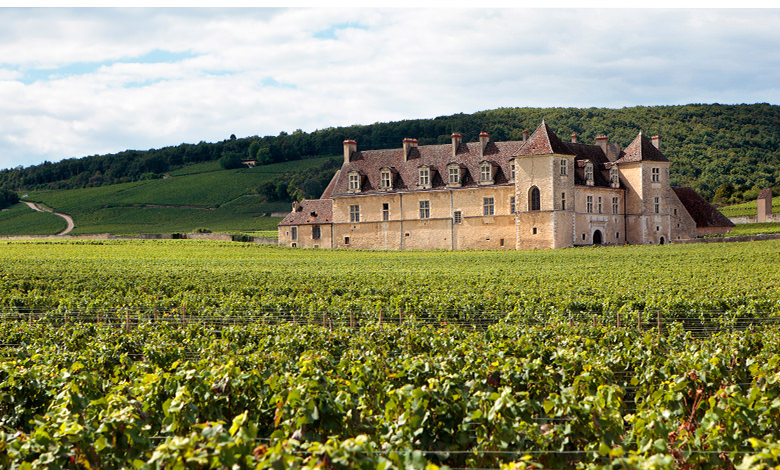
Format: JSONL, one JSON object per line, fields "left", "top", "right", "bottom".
{"left": 757, "top": 188, "right": 774, "bottom": 222}
{"left": 278, "top": 121, "right": 732, "bottom": 250}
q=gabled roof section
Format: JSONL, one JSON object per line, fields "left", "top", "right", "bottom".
{"left": 616, "top": 133, "right": 669, "bottom": 163}
{"left": 320, "top": 169, "right": 340, "bottom": 199}
{"left": 672, "top": 187, "right": 735, "bottom": 228}
{"left": 279, "top": 199, "right": 333, "bottom": 226}
{"left": 518, "top": 121, "right": 575, "bottom": 156}
{"left": 758, "top": 188, "right": 773, "bottom": 200}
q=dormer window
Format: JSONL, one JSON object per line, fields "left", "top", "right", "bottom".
{"left": 348, "top": 171, "right": 362, "bottom": 193}
{"left": 610, "top": 166, "right": 620, "bottom": 188}
{"left": 418, "top": 166, "right": 431, "bottom": 189}
{"left": 380, "top": 168, "right": 393, "bottom": 190}
{"left": 446, "top": 163, "right": 462, "bottom": 187}
{"left": 510, "top": 158, "right": 516, "bottom": 181}
{"left": 479, "top": 161, "right": 494, "bottom": 185}
{"left": 585, "top": 162, "right": 594, "bottom": 186}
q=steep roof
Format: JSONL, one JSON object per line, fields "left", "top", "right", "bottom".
{"left": 616, "top": 133, "right": 669, "bottom": 163}
{"left": 327, "top": 139, "right": 523, "bottom": 197}
{"left": 278, "top": 199, "right": 333, "bottom": 226}
{"left": 758, "top": 188, "right": 773, "bottom": 200}
{"left": 672, "top": 187, "right": 735, "bottom": 228}
{"left": 518, "top": 121, "right": 575, "bottom": 156}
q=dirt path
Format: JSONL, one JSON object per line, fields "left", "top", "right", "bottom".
{"left": 23, "top": 201, "right": 75, "bottom": 235}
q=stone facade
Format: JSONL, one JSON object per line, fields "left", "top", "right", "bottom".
{"left": 279, "top": 121, "right": 732, "bottom": 250}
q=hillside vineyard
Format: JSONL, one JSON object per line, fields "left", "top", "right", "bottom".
{"left": 279, "top": 121, "right": 733, "bottom": 250}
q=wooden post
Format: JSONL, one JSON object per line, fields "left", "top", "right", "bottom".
{"left": 379, "top": 310, "right": 383, "bottom": 326}
{"left": 349, "top": 311, "right": 355, "bottom": 329}
{"left": 181, "top": 307, "right": 186, "bottom": 327}
{"left": 569, "top": 315, "right": 573, "bottom": 328}
{"left": 617, "top": 312, "right": 621, "bottom": 329}
{"left": 593, "top": 315, "right": 597, "bottom": 328}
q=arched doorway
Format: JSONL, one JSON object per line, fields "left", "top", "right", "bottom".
{"left": 593, "top": 230, "right": 603, "bottom": 245}
{"left": 659, "top": 236, "right": 665, "bottom": 245}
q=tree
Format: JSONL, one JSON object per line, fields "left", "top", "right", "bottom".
{"left": 0, "top": 189, "right": 19, "bottom": 209}
{"left": 219, "top": 152, "right": 244, "bottom": 170}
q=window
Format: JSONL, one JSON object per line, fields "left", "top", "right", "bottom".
{"left": 616, "top": 232, "right": 620, "bottom": 239}
{"left": 651, "top": 167, "right": 660, "bottom": 183}
{"left": 561, "top": 192, "right": 566, "bottom": 210}
{"left": 532, "top": 227, "right": 538, "bottom": 235}
{"left": 419, "top": 200, "right": 430, "bottom": 219}
{"left": 349, "top": 205, "right": 360, "bottom": 222}
{"left": 380, "top": 170, "right": 392, "bottom": 190}
{"left": 312, "top": 226, "right": 320, "bottom": 240}
{"left": 418, "top": 167, "right": 430, "bottom": 187}
{"left": 382, "top": 203, "right": 389, "bottom": 221}
{"left": 480, "top": 162, "right": 492, "bottom": 183}
{"left": 510, "top": 159, "right": 516, "bottom": 180}
{"left": 453, "top": 210, "right": 462, "bottom": 224}
{"left": 612, "top": 197, "right": 619, "bottom": 214}
{"left": 597, "top": 196, "right": 602, "bottom": 214}
{"left": 560, "top": 159, "right": 567, "bottom": 176}
{"left": 529, "top": 186, "right": 540, "bottom": 211}
{"left": 500, "top": 239, "right": 505, "bottom": 247}
{"left": 348, "top": 172, "right": 360, "bottom": 191}
{"left": 344, "top": 236, "right": 350, "bottom": 245}
{"left": 585, "top": 163, "right": 594, "bottom": 186}
{"left": 447, "top": 166, "right": 460, "bottom": 185}
{"left": 290, "top": 226, "right": 297, "bottom": 240}
{"left": 610, "top": 167, "right": 619, "bottom": 187}
{"left": 586, "top": 195, "right": 593, "bottom": 213}
{"left": 654, "top": 196, "right": 660, "bottom": 214}
{"left": 510, "top": 196, "right": 516, "bottom": 213}
{"left": 483, "top": 197, "right": 495, "bottom": 216}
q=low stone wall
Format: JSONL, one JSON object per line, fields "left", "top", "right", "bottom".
{"left": 729, "top": 214, "right": 780, "bottom": 224}
{"left": 186, "top": 233, "right": 233, "bottom": 241}
{"left": 0, "top": 232, "right": 278, "bottom": 245}
{"left": 674, "top": 233, "right": 780, "bottom": 244}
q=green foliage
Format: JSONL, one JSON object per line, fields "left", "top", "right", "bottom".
{"left": 0, "top": 189, "right": 18, "bottom": 209}
{"left": 219, "top": 151, "right": 244, "bottom": 170}
{"left": 4, "top": 103, "right": 780, "bottom": 203}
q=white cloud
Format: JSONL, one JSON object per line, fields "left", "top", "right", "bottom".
{"left": 1, "top": 8, "right": 780, "bottom": 171}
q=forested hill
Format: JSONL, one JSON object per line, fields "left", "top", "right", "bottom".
{"left": 2, "top": 103, "right": 779, "bottom": 203}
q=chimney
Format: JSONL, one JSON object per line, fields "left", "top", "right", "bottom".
{"left": 522, "top": 129, "right": 529, "bottom": 142}
{"left": 651, "top": 135, "right": 660, "bottom": 149}
{"left": 343, "top": 140, "right": 357, "bottom": 163}
{"left": 571, "top": 133, "right": 578, "bottom": 143}
{"left": 402, "top": 138, "right": 418, "bottom": 161}
{"left": 595, "top": 134, "right": 608, "bottom": 154}
{"left": 451, "top": 133, "right": 462, "bottom": 157}
{"left": 479, "top": 132, "right": 490, "bottom": 157}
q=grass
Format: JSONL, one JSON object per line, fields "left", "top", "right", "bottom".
{"left": 729, "top": 222, "right": 780, "bottom": 236}
{"left": 0, "top": 203, "right": 67, "bottom": 236}
{"left": 20, "top": 156, "right": 336, "bottom": 235}
{"left": 718, "top": 198, "right": 780, "bottom": 218}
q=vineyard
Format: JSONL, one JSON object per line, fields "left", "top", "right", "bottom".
{"left": 1, "top": 239, "right": 780, "bottom": 469}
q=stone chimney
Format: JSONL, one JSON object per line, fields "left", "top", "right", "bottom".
{"left": 595, "top": 134, "right": 608, "bottom": 154}
{"left": 343, "top": 140, "right": 357, "bottom": 163}
{"left": 571, "top": 133, "right": 578, "bottom": 143}
{"left": 522, "top": 129, "right": 529, "bottom": 142}
{"left": 479, "top": 132, "right": 490, "bottom": 157}
{"left": 651, "top": 135, "right": 660, "bottom": 149}
{"left": 451, "top": 133, "right": 462, "bottom": 157}
{"left": 402, "top": 138, "right": 418, "bottom": 161}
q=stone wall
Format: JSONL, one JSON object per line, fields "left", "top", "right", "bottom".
{"left": 673, "top": 233, "right": 780, "bottom": 244}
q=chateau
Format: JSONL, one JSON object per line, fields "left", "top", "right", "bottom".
{"left": 278, "top": 121, "right": 733, "bottom": 250}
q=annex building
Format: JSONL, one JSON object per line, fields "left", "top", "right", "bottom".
{"left": 278, "top": 121, "right": 733, "bottom": 250}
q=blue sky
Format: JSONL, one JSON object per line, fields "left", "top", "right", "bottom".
{"left": 1, "top": 7, "right": 779, "bottom": 170}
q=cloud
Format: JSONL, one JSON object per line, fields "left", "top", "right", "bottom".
{"left": 1, "top": 8, "right": 780, "bottom": 171}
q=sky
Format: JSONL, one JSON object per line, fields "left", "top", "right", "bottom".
{"left": 1, "top": 7, "right": 779, "bottom": 171}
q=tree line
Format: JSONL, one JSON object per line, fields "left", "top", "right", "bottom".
{"left": 2, "top": 103, "right": 780, "bottom": 203}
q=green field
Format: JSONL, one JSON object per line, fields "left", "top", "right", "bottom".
{"left": 19, "top": 158, "right": 337, "bottom": 235}
{"left": 0, "top": 239, "right": 778, "bottom": 319}
{"left": 1, "top": 239, "right": 780, "bottom": 468}
{"left": 729, "top": 222, "right": 780, "bottom": 236}
{"left": 718, "top": 197, "right": 780, "bottom": 218}
{"left": 0, "top": 203, "right": 67, "bottom": 236}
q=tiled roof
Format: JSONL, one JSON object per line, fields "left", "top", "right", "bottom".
{"left": 672, "top": 187, "right": 735, "bottom": 228}
{"left": 328, "top": 140, "right": 524, "bottom": 197}
{"left": 518, "top": 121, "right": 575, "bottom": 156}
{"left": 615, "top": 133, "right": 669, "bottom": 163}
{"left": 758, "top": 188, "right": 773, "bottom": 200}
{"left": 278, "top": 199, "right": 333, "bottom": 226}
